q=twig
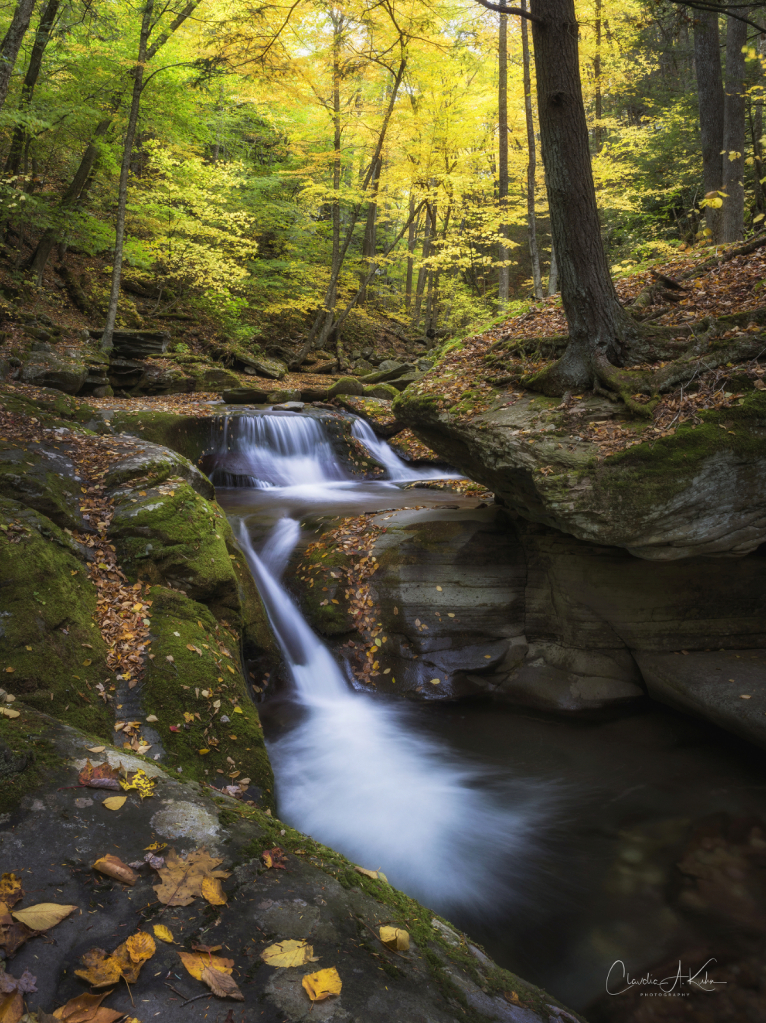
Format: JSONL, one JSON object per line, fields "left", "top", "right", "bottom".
{"left": 181, "top": 991, "right": 212, "bottom": 1007}
{"left": 124, "top": 975, "right": 134, "bottom": 1007}
{"left": 164, "top": 982, "right": 189, "bottom": 999}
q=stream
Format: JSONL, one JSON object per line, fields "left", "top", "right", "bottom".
{"left": 211, "top": 408, "right": 766, "bottom": 1015}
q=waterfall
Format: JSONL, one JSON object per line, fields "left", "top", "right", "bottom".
{"left": 213, "top": 410, "right": 549, "bottom": 916}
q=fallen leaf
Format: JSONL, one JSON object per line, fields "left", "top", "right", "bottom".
{"left": 11, "top": 903, "right": 77, "bottom": 931}
{"left": 74, "top": 949, "right": 122, "bottom": 989}
{"left": 153, "top": 848, "right": 231, "bottom": 907}
{"left": 92, "top": 855, "right": 138, "bottom": 886}
{"left": 152, "top": 924, "right": 174, "bottom": 944}
{"left": 0, "top": 709, "right": 19, "bottom": 719}
{"left": 302, "top": 966, "right": 342, "bottom": 1001}
{"left": 0, "top": 875, "right": 23, "bottom": 909}
{"left": 177, "top": 951, "right": 233, "bottom": 981}
{"left": 261, "top": 846, "right": 287, "bottom": 870}
{"left": 261, "top": 939, "right": 318, "bottom": 968}
{"left": 124, "top": 931, "right": 155, "bottom": 964}
{"left": 0, "top": 968, "right": 36, "bottom": 995}
{"left": 0, "top": 991, "right": 22, "bottom": 1023}
{"left": 379, "top": 926, "right": 409, "bottom": 951}
{"left": 0, "top": 904, "right": 33, "bottom": 957}
{"left": 354, "top": 865, "right": 387, "bottom": 882}
{"left": 102, "top": 796, "right": 127, "bottom": 811}
{"left": 200, "top": 965, "right": 244, "bottom": 1000}
{"left": 78, "top": 760, "right": 121, "bottom": 791}
{"left": 86, "top": 746, "right": 106, "bottom": 754}
{"left": 119, "top": 769, "right": 155, "bottom": 799}
{"left": 52, "top": 990, "right": 120, "bottom": 1022}
{"left": 201, "top": 876, "right": 227, "bottom": 906}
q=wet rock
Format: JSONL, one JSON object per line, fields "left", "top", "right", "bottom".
{"left": 239, "top": 353, "right": 288, "bottom": 379}
{"left": 333, "top": 396, "right": 403, "bottom": 437}
{"left": 134, "top": 360, "right": 194, "bottom": 395}
{"left": 101, "top": 439, "right": 214, "bottom": 499}
{"left": 359, "top": 360, "right": 413, "bottom": 384}
{"left": 267, "top": 388, "right": 302, "bottom": 403}
{"left": 0, "top": 710, "right": 577, "bottom": 1023}
{"left": 363, "top": 382, "right": 399, "bottom": 400}
{"left": 272, "top": 401, "right": 306, "bottom": 412}
{"left": 0, "top": 442, "right": 85, "bottom": 530}
{"left": 222, "top": 384, "right": 270, "bottom": 403}
{"left": 389, "top": 428, "right": 446, "bottom": 464}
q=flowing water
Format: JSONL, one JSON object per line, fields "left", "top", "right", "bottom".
{"left": 211, "top": 409, "right": 766, "bottom": 1013}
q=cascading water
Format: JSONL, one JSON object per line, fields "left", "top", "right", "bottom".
{"left": 214, "top": 410, "right": 551, "bottom": 916}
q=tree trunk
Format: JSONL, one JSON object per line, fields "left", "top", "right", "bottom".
{"left": 318, "top": 13, "right": 344, "bottom": 363}
{"left": 522, "top": 0, "right": 543, "bottom": 300}
{"left": 0, "top": 0, "right": 38, "bottom": 116}
{"left": 547, "top": 236, "right": 558, "bottom": 295}
{"left": 528, "top": 0, "right": 637, "bottom": 392}
{"left": 497, "top": 2, "right": 510, "bottom": 306}
{"left": 754, "top": 33, "right": 765, "bottom": 213}
{"left": 100, "top": 1, "right": 154, "bottom": 353}
{"left": 358, "top": 154, "right": 380, "bottom": 309}
{"left": 405, "top": 197, "right": 416, "bottom": 311}
{"left": 593, "top": 0, "right": 603, "bottom": 152}
{"left": 411, "top": 203, "right": 433, "bottom": 330}
{"left": 693, "top": 11, "right": 725, "bottom": 243}
{"left": 721, "top": 13, "right": 748, "bottom": 243}
{"left": 4, "top": 0, "right": 59, "bottom": 177}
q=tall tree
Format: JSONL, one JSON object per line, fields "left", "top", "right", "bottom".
{"left": 100, "top": 0, "right": 154, "bottom": 353}
{"left": 497, "top": 0, "right": 509, "bottom": 306}
{"left": 0, "top": 0, "right": 38, "bottom": 115}
{"left": 693, "top": 11, "right": 725, "bottom": 241}
{"left": 721, "top": 11, "right": 748, "bottom": 241}
{"left": 521, "top": 0, "right": 542, "bottom": 300}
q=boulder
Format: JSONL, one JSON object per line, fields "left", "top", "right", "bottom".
{"left": 187, "top": 364, "right": 241, "bottom": 391}
{"left": 327, "top": 375, "right": 364, "bottom": 397}
{"left": 0, "top": 441, "right": 86, "bottom": 531}
{"left": 389, "top": 428, "right": 446, "bottom": 464}
{"left": 333, "top": 395, "right": 403, "bottom": 437}
{"left": 394, "top": 385, "right": 766, "bottom": 560}
{"left": 88, "top": 327, "right": 170, "bottom": 357}
{"left": 360, "top": 360, "right": 413, "bottom": 384}
{"left": 239, "top": 353, "right": 287, "bottom": 379}
{"left": 363, "top": 382, "right": 399, "bottom": 400}
{"left": 18, "top": 346, "right": 88, "bottom": 394}
{"left": 135, "top": 361, "right": 194, "bottom": 395}
{"left": 222, "top": 385, "right": 270, "bottom": 403}
{"left": 267, "top": 388, "right": 302, "bottom": 403}
{"left": 101, "top": 439, "right": 215, "bottom": 499}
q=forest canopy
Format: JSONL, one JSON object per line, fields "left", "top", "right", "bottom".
{"left": 0, "top": 0, "right": 762, "bottom": 357}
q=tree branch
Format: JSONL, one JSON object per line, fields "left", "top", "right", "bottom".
{"left": 473, "top": 0, "right": 543, "bottom": 22}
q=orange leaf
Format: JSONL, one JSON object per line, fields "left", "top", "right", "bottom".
{"left": 0, "top": 991, "right": 22, "bottom": 1023}
{"left": 0, "top": 874, "right": 23, "bottom": 909}
{"left": 78, "top": 760, "right": 121, "bottom": 791}
{"left": 201, "top": 876, "right": 227, "bottom": 906}
{"left": 177, "top": 951, "right": 233, "bottom": 981}
{"left": 92, "top": 855, "right": 138, "bottom": 886}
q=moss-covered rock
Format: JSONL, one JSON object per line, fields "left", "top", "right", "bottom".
{"left": 394, "top": 385, "right": 766, "bottom": 559}
{"left": 18, "top": 346, "right": 88, "bottom": 394}
{"left": 187, "top": 364, "right": 241, "bottom": 391}
{"left": 107, "top": 409, "right": 215, "bottom": 462}
{"left": 139, "top": 585, "right": 274, "bottom": 803}
{"left": 363, "top": 382, "right": 399, "bottom": 400}
{"left": 389, "top": 428, "right": 446, "bottom": 464}
{"left": 0, "top": 497, "right": 115, "bottom": 738}
{"left": 334, "top": 395, "right": 403, "bottom": 436}
{"left": 0, "top": 441, "right": 85, "bottom": 530}
{"left": 102, "top": 439, "right": 214, "bottom": 499}
{"left": 327, "top": 375, "right": 364, "bottom": 397}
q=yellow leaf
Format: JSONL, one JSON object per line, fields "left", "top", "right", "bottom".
{"left": 11, "top": 902, "right": 77, "bottom": 931}
{"left": 87, "top": 746, "right": 106, "bottom": 753}
{"left": 102, "top": 795, "right": 127, "bottom": 811}
{"left": 302, "top": 966, "right": 342, "bottom": 1001}
{"left": 233, "top": 706, "right": 243, "bottom": 714}
{"left": 379, "top": 926, "right": 410, "bottom": 951}
{"left": 0, "top": 874, "right": 23, "bottom": 909}
{"left": 0, "top": 708, "right": 20, "bottom": 719}
{"left": 198, "top": 748, "right": 209, "bottom": 755}
{"left": 354, "top": 865, "right": 387, "bottom": 882}
{"left": 82, "top": 659, "right": 92, "bottom": 667}
{"left": 153, "top": 924, "right": 174, "bottom": 943}
{"left": 52, "top": 990, "right": 117, "bottom": 1021}
{"left": 153, "top": 848, "right": 230, "bottom": 907}
{"left": 201, "top": 876, "right": 227, "bottom": 906}
{"left": 430, "top": 678, "right": 440, "bottom": 685}
{"left": 125, "top": 931, "right": 155, "bottom": 964}
{"left": 0, "top": 991, "right": 23, "bottom": 1023}
{"left": 120, "top": 769, "right": 155, "bottom": 799}
{"left": 260, "top": 939, "right": 319, "bottom": 968}
{"left": 177, "top": 950, "right": 233, "bottom": 981}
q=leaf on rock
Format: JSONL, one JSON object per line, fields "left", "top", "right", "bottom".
{"left": 0, "top": 991, "right": 22, "bottom": 1023}
{"left": 52, "top": 990, "right": 120, "bottom": 1021}
{"left": 379, "top": 926, "right": 409, "bottom": 951}
{"left": 86, "top": 746, "right": 106, "bottom": 754}
{"left": 92, "top": 855, "right": 138, "bottom": 886}
{"left": 261, "top": 846, "right": 287, "bottom": 870}
{"left": 119, "top": 769, "right": 155, "bottom": 799}
{"left": 302, "top": 967, "right": 342, "bottom": 1002}
{"left": 201, "top": 876, "right": 226, "bottom": 906}
{"left": 0, "top": 875, "right": 23, "bottom": 909}
{"left": 74, "top": 950, "right": 122, "bottom": 989}
{"left": 152, "top": 924, "right": 174, "bottom": 944}
{"left": 102, "top": 796, "right": 126, "bottom": 811}
{"left": 124, "top": 931, "right": 155, "bottom": 964}
{"left": 260, "top": 940, "right": 318, "bottom": 968}
{"left": 0, "top": 904, "right": 33, "bottom": 957}
{"left": 177, "top": 951, "right": 233, "bottom": 981}
{"left": 78, "top": 760, "right": 121, "bottom": 791}
{"left": 0, "top": 968, "right": 36, "bottom": 995}
{"left": 354, "top": 865, "right": 387, "bottom": 882}
{"left": 11, "top": 903, "right": 77, "bottom": 932}
{"left": 200, "top": 966, "right": 244, "bottom": 1000}
{"left": 153, "top": 848, "right": 230, "bottom": 907}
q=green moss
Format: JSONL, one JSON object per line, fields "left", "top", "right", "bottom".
{"left": 140, "top": 585, "right": 274, "bottom": 806}
{"left": 0, "top": 499, "right": 115, "bottom": 738}
{"left": 0, "top": 711, "right": 66, "bottom": 816}
{"left": 109, "top": 410, "right": 213, "bottom": 462}
{"left": 289, "top": 545, "right": 354, "bottom": 635}
{"left": 0, "top": 383, "right": 99, "bottom": 429}
{"left": 109, "top": 483, "right": 241, "bottom": 618}
{"left": 363, "top": 383, "right": 399, "bottom": 400}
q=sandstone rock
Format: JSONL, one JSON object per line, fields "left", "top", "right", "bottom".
{"left": 135, "top": 361, "right": 194, "bottom": 395}
{"left": 88, "top": 327, "right": 170, "bottom": 357}
{"left": 101, "top": 439, "right": 215, "bottom": 499}
{"left": 222, "top": 385, "right": 270, "bottom": 403}
{"left": 394, "top": 386, "right": 766, "bottom": 560}
{"left": 187, "top": 364, "right": 241, "bottom": 391}
{"left": 363, "top": 382, "right": 399, "bottom": 400}
{"left": 0, "top": 442, "right": 86, "bottom": 531}
{"left": 389, "top": 428, "right": 445, "bottom": 464}
{"left": 239, "top": 353, "right": 287, "bottom": 379}
{"left": 267, "top": 388, "right": 302, "bottom": 403}
{"left": 360, "top": 360, "right": 413, "bottom": 384}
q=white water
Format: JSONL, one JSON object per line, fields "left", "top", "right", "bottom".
{"left": 220, "top": 412, "right": 549, "bottom": 915}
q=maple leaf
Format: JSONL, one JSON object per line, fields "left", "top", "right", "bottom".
{"left": 78, "top": 760, "right": 121, "bottom": 791}
{"left": 0, "top": 875, "right": 22, "bottom": 910}
{"left": 153, "top": 848, "right": 231, "bottom": 906}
